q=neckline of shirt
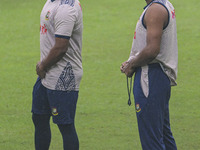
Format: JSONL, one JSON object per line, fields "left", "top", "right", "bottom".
{"left": 144, "top": 0, "right": 155, "bottom": 9}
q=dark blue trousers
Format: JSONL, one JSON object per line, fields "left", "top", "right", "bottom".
{"left": 133, "top": 64, "right": 177, "bottom": 150}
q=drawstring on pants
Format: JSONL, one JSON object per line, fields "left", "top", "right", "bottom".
{"left": 126, "top": 76, "right": 132, "bottom": 106}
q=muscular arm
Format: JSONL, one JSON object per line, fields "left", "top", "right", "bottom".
{"left": 121, "top": 3, "right": 168, "bottom": 77}
{"left": 36, "top": 37, "right": 69, "bottom": 78}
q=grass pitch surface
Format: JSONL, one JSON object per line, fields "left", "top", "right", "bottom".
{"left": 0, "top": 0, "right": 199, "bottom": 149}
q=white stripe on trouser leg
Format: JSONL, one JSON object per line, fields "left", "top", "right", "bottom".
{"left": 141, "top": 65, "right": 149, "bottom": 98}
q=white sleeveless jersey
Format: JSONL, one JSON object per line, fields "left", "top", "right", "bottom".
{"left": 128, "top": 0, "right": 178, "bottom": 86}
{"left": 40, "top": 0, "right": 83, "bottom": 91}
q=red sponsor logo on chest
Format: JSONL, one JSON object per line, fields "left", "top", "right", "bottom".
{"left": 171, "top": 9, "right": 176, "bottom": 19}
{"left": 40, "top": 24, "right": 47, "bottom": 34}
{"left": 134, "top": 31, "right": 136, "bottom": 39}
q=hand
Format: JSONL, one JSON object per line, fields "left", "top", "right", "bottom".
{"left": 120, "top": 61, "right": 129, "bottom": 73}
{"left": 36, "top": 61, "right": 46, "bottom": 79}
{"left": 124, "top": 63, "right": 135, "bottom": 77}
{"left": 120, "top": 61, "right": 135, "bottom": 77}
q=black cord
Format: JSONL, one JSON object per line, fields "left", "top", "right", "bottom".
{"left": 126, "top": 76, "right": 132, "bottom": 106}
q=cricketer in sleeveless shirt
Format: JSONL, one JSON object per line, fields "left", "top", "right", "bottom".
{"left": 128, "top": 0, "right": 178, "bottom": 88}
{"left": 40, "top": 0, "right": 83, "bottom": 91}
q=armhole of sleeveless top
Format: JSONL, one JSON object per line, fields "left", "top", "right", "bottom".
{"left": 142, "top": 11, "right": 147, "bottom": 29}
{"left": 142, "top": 2, "right": 170, "bottom": 30}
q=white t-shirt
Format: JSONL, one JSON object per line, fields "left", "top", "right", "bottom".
{"left": 40, "top": 0, "right": 83, "bottom": 91}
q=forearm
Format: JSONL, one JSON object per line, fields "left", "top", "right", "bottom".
{"left": 40, "top": 46, "right": 67, "bottom": 71}
{"left": 40, "top": 37, "right": 69, "bottom": 72}
{"left": 129, "top": 46, "right": 159, "bottom": 68}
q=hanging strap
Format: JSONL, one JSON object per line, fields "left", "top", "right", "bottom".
{"left": 126, "top": 76, "right": 132, "bottom": 106}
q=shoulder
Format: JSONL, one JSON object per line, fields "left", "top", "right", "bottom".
{"left": 146, "top": 3, "right": 168, "bottom": 18}
{"left": 59, "top": 0, "right": 75, "bottom": 7}
{"left": 56, "top": 0, "right": 81, "bottom": 15}
{"left": 144, "top": 3, "right": 168, "bottom": 27}
{"left": 55, "top": 1, "right": 76, "bottom": 20}
{"left": 56, "top": 0, "right": 76, "bottom": 12}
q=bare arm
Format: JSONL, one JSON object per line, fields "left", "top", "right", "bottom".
{"left": 121, "top": 3, "right": 168, "bottom": 77}
{"left": 36, "top": 37, "right": 69, "bottom": 78}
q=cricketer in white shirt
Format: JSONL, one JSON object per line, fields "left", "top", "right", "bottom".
{"left": 38, "top": 0, "right": 83, "bottom": 91}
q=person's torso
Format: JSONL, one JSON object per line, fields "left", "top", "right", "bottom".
{"left": 129, "top": 0, "right": 178, "bottom": 86}
{"left": 40, "top": 0, "right": 83, "bottom": 91}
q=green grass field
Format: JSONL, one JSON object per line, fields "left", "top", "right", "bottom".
{"left": 0, "top": 0, "right": 200, "bottom": 149}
